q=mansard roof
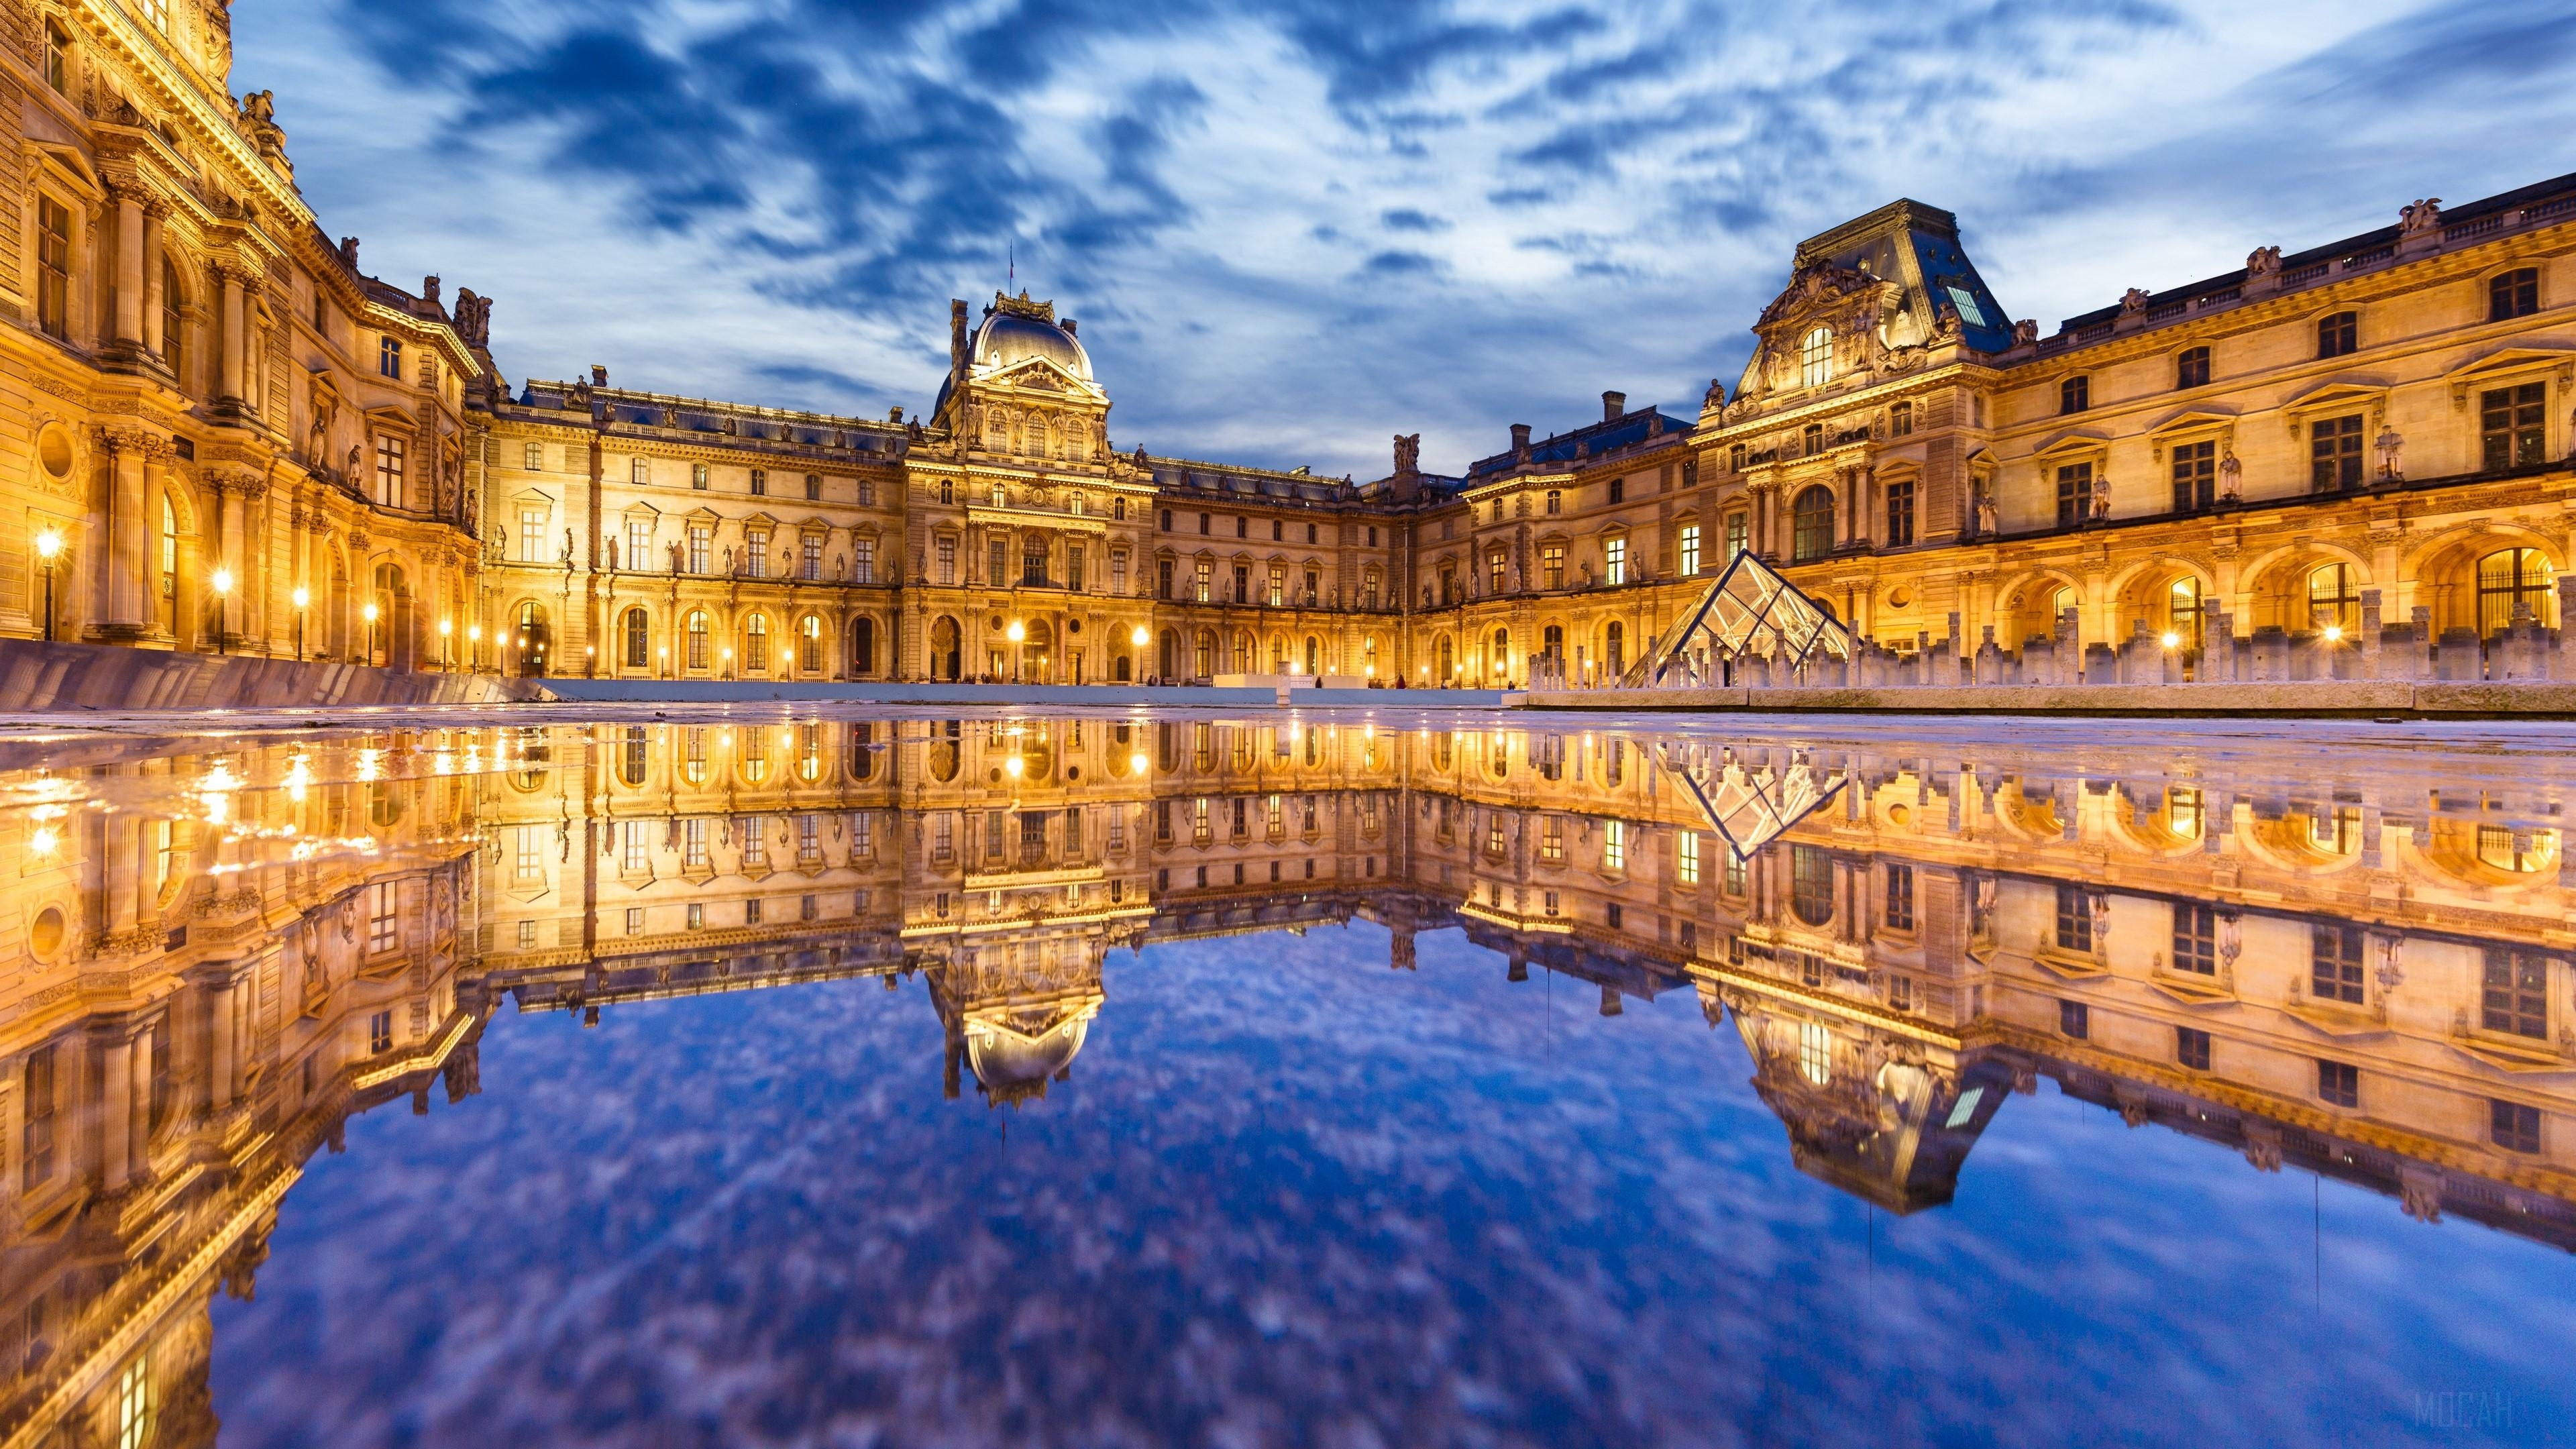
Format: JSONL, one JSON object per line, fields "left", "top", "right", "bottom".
{"left": 1148, "top": 454, "right": 1359, "bottom": 505}
{"left": 1463, "top": 405, "right": 1694, "bottom": 481}
{"left": 2041, "top": 169, "right": 2576, "bottom": 352}
{"left": 1789, "top": 197, "right": 2015, "bottom": 356}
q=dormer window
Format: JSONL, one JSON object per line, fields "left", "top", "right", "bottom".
{"left": 140, "top": 0, "right": 169, "bottom": 34}
{"left": 1799, "top": 327, "right": 1833, "bottom": 387}
{"left": 2060, "top": 375, "right": 2090, "bottom": 414}
{"left": 989, "top": 482, "right": 1006, "bottom": 507}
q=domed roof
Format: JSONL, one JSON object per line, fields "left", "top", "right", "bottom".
{"left": 973, "top": 299, "right": 1091, "bottom": 382}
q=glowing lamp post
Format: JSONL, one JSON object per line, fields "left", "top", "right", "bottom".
{"left": 468, "top": 623, "right": 483, "bottom": 672}
{"left": 1006, "top": 620, "right": 1025, "bottom": 684}
{"left": 439, "top": 616, "right": 453, "bottom": 669}
{"left": 209, "top": 568, "right": 234, "bottom": 655}
{"left": 1131, "top": 623, "right": 1150, "bottom": 680}
{"left": 363, "top": 600, "right": 380, "bottom": 666}
{"left": 32, "top": 527, "right": 62, "bottom": 642}
{"left": 290, "top": 586, "right": 309, "bottom": 661}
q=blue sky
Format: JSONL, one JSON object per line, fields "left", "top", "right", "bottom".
{"left": 235, "top": 0, "right": 2576, "bottom": 480}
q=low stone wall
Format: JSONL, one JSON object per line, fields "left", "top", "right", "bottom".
{"left": 1519, "top": 682, "right": 2576, "bottom": 716}
{"left": 0, "top": 639, "right": 547, "bottom": 711}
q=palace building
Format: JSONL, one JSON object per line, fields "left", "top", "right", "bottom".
{"left": 9, "top": 5, "right": 2569, "bottom": 688}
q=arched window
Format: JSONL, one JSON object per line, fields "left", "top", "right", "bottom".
{"left": 2477, "top": 548, "right": 2555, "bottom": 636}
{"left": 1791, "top": 485, "right": 1835, "bottom": 562}
{"left": 158, "top": 494, "right": 179, "bottom": 634}
{"left": 1799, "top": 327, "right": 1833, "bottom": 387}
{"left": 1158, "top": 628, "right": 1178, "bottom": 680}
{"left": 1114, "top": 653, "right": 1132, "bottom": 682}
{"left": 2477, "top": 824, "right": 2551, "bottom": 873}
{"left": 1542, "top": 623, "right": 1563, "bottom": 659}
{"left": 622, "top": 607, "right": 649, "bottom": 668}
{"left": 743, "top": 614, "right": 769, "bottom": 671}
{"left": 2308, "top": 564, "right": 2359, "bottom": 633}
{"left": 851, "top": 616, "right": 875, "bottom": 676}
{"left": 1604, "top": 621, "right": 1625, "bottom": 676}
{"left": 930, "top": 616, "right": 961, "bottom": 680}
{"left": 1193, "top": 629, "right": 1216, "bottom": 678}
{"left": 1304, "top": 636, "right": 1320, "bottom": 676}
{"left": 1437, "top": 633, "right": 1454, "bottom": 684}
{"left": 1491, "top": 627, "right": 1509, "bottom": 683}
{"left": 798, "top": 613, "right": 822, "bottom": 673}
{"left": 2167, "top": 577, "right": 2204, "bottom": 646}
{"left": 619, "top": 724, "right": 647, "bottom": 787}
{"left": 686, "top": 610, "right": 710, "bottom": 670}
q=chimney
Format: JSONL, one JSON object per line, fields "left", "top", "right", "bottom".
{"left": 590, "top": 364, "right": 608, "bottom": 387}
{"left": 1062, "top": 317, "right": 1077, "bottom": 335}
{"left": 1510, "top": 423, "right": 1532, "bottom": 460}
{"left": 1603, "top": 390, "right": 1625, "bottom": 421}
{"left": 949, "top": 299, "right": 970, "bottom": 382}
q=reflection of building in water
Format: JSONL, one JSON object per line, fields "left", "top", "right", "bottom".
{"left": 23, "top": 718, "right": 2570, "bottom": 1438}
{"left": 464, "top": 718, "right": 2576, "bottom": 1245}
{"left": 0, "top": 736, "right": 487, "bottom": 1447}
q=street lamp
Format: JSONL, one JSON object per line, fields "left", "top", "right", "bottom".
{"left": 209, "top": 568, "right": 234, "bottom": 655}
{"left": 32, "top": 527, "right": 62, "bottom": 643}
{"left": 290, "top": 586, "right": 309, "bottom": 661}
{"left": 363, "top": 600, "right": 380, "bottom": 666}
{"left": 438, "top": 616, "right": 453, "bottom": 669}
{"left": 1006, "top": 619, "right": 1025, "bottom": 684}
{"left": 468, "top": 623, "right": 483, "bottom": 672}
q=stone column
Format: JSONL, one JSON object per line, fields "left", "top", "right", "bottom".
{"left": 98, "top": 429, "right": 157, "bottom": 635}
{"left": 99, "top": 1032, "right": 133, "bottom": 1191}
{"left": 141, "top": 205, "right": 166, "bottom": 358}
{"left": 113, "top": 192, "right": 146, "bottom": 345}
{"left": 219, "top": 268, "right": 247, "bottom": 402}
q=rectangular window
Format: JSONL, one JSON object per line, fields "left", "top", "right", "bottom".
{"left": 2172, "top": 902, "right": 2217, "bottom": 975}
{"left": 2055, "top": 885, "right": 2092, "bottom": 952}
{"left": 688, "top": 526, "right": 711, "bottom": 575}
{"left": 1195, "top": 559, "right": 1212, "bottom": 602}
{"left": 2493, "top": 1099, "right": 2542, "bottom": 1154}
{"left": 1271, "top": 562, "right": 1289, "bottom": 606}
{"left": 42, "top": 23, "right": 66, "bottom": 94}
{"left": 1678, "top": 830, "right": 1701, "bottom": 885}
{"left": 1890, "top": 400, "right": 1914, "bottom": 435}
{"left": 1884, "top": 863, "right": 1915, "bottom": 930}
{"left": 2316, "top": 311, "right": 2357, "bottom": 359}
{"left": 1609, "top": 477, "right": 1625, "bottom": 504}
{"left": 684, "top": 818, "right": 709, "bottom": 869}
{"left": 1678, "top": 524, "right": 1701, "bottom": 577}
{"left": 2312, "top": 923, "right": 2365, "bottom": 1004}
{"left": 1884, "top": 480, "right": 1916, "bottom": 546}
{"left": 2061, "top": 376, "right": 2089, "bottom": 413}
{"left": 376, "top": 437, "right": 407, "bottom": 508}
{"left": 1725, "top": 512, "right": 1748, "bottom": 559}
{"left": 1603, "top": 820, "right": 1626, "bottom": 871}
{"left": 2054, "top": 463, "right": 2094, "bottom": 528}
{"left": 2481, "top": 383, "right": 2548, "bottom": 470}
{"left": 1486, "top": 551, "right": 1505, "bottom": 595}
{"left": 625, "top": 519, "right": 651, "bottom": 570}
{"left": 36, "top": 198, "right": 70, "bottom": 339}
{"left": 853, "top": 537, "right": 875, "bottom": 584}
{"left": 632, "top": 458, "right": 651, "bottom": 486}
{"left": 2489, "top": 268, "right": 2540, "bottom": 322}
{"left": 1068, "top": 543, "right": 1086, "bottom": 592}
{"left": 2310, "top": 415, "right": 2365, "bottom": 492}
{"left": 2059, "top": 1000, "right": 2089, "bottom": 1039}
{"left": 519, "top": 508, "right": 547, "bottom": 564}
{"left": 369, "top": 1010, "right": 394, "bottom": 1055}
{"left": 368, "top": 882, "right": 397, "bottom": 953}
{"left": 935, "top": 535, "right": 955, "bottom": 584}
{"left": 692, "top": 464, "right": 710, "bottom": 490}
{"left": 623, "top": 820, "right": 649, "bottom": 873}
{"left": 987, "top": 537, "right": 1008, "bottom": 585}
{"left": 2177, "top": 1026, "right": 2211, "bottom": 1071}
{"left": 2176, "top": 346, "right": 2211, "bottom": 390}
{"left": 20, "top": 1046, "right": 54, "bottom": 1190}
{"left": 1604, "top": 537, "right": 1627, "bottom": 586}
{"left": 1541, "top": 545, "right": 1564, "bottom": 590}
{"left": 512, "top": 825, "right": 545, "bottom": 886}
{"left": 1110, "top": 550, "right": 1128, "bottom": 594}
{"left": 2483, "top": 949, "right": 2549, "bottom": 1039}
{"left": 523, "top": 442, "right": 544, "bottom": 470}
{"left": 2171, "top": 439, "right": 2216, "bottom": 511}
{"left": 378, "top": 335, "right": 403, "bottom": 379}
{"left": 2318, "top": 1059, "right": 2358, "bottom": 1108}
{"left": 627, "top": 906, "right": 645, "bottom": 935}
{"left": 745, "top": 529, "right": 769, "bottom": 578}
{"left": 800, "top": 535, "right": 822, "bottom": 581}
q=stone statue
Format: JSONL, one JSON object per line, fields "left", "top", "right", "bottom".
{"left": 2374, "top": 426, "right": 2405, "bottom": 480}
{"left": 1132, "top": 442, "right": 1149, "bottom": 468}
{"left": 2119, "top": 287, "right": 2150, "bottom": 316}
{"left": 2090, "top": 894, "right": 2110, "bottom": 953}
{"left": 2398, "top": 198, "right": 2443, "bottom": 235}
{"left": 1393, "top": 433, "right": 1420, "bottom": 477}
{"left": 2012, "top": 319, "right": 2038, "bottom": 346}
{"left": 2090, "top": 488, "right": 2110, "bottom": 521}
{"left": 345, "top": 442, "right": 361, "bottom": 482}
{"left": 1702, "top": 378, "right": 1725, "bottom": 411}
{"left": 1974, "top": 488, "right": 1998, "bottom": 538}
{"left": 2245, "top": 246, "right": 2282, "bottom": 282}
{"left": 452, "top": 289, "right": 492, "bottom": 347}
{"left": 2218, "top": 451, "right": 2242, "bottom": 502}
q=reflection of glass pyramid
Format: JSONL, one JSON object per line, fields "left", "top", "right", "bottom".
{"left": 1658, "top": 744, "right": 1847, "bottom": 857}
{"left": 1632, "top": 551, "right": 1854, "bottom": 686}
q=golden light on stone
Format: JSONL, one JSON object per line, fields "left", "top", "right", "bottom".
{"left": 33, "top": 528, "right": 62, "bottom": 563}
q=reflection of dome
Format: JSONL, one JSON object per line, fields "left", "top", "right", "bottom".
{"left": 963, "top": 1013, "right": 1093, "bottom": 1105}
{"left": 973, "top": 310, "right": 1091, "bottom": 382}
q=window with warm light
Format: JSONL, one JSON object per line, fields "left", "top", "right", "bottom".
{"left": 1799, "top": 327, "right": 1833, "bottom": 387}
